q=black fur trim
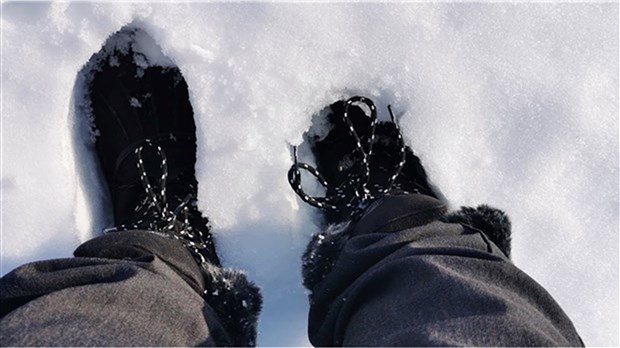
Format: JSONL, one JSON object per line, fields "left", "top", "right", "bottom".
{"left": 442, "top": 205, "right": 512, "bottom": 258}
{"left": 302, "top": 222, "right": 351, "bottom": 292}
{"left": 202, "top": 264, "right": 263, "bottom": 346}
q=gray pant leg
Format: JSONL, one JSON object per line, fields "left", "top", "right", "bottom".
{"left": 0, "top": 231, "right": 261, "bottom": 347}
{"left": 304, "top": 194, "right": 583, "bottom": 346}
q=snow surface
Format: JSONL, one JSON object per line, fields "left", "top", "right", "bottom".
{"left": 1, "top": 2, "right": 618, "bottom": 346}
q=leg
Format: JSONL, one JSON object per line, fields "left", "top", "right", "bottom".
{"left": 1, "top": 231, "right": 230, "bottom": 346}
{"left": 289, "top": 96, "right": 582, "bottom": 346}
{"left": 303, "top": 194, "right": 583, "bottom": 346}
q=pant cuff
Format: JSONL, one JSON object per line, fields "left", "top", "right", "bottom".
{"left": 74, "top": 230, "right": 206, "bottom": 294}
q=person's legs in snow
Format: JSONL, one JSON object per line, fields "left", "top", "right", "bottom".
{"left": 0, "top": 27, "right": 262, "bottom": 347}
{"left": 289, "top": 96, "right": 583, "bottom": 346}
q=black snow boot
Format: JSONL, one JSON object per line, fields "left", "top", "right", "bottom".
{"left": 288, "top": 96, "right": 438, "bottom": 225}
{"left": 88, "top": 30, "right": 220, "bottom": 267}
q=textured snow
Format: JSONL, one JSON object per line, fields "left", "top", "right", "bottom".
{"left": 1, "top": 3, "right": 618, "bottom": 346}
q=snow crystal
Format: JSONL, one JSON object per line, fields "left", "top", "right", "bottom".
{"left": 109, "top": 55, "right": 119, "bottom": 67}
{"left": 130, "top": 97, "right": 142, "bottom": 108}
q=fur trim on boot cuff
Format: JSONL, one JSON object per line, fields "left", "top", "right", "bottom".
{"left": 442, "top": 205, "right": 512, "bottom": 257}
{"left": 202, "top": 264, "right": 263, "bottom": 346}
{"left": 302, "top": 222, "right": 351, "bottom": 292}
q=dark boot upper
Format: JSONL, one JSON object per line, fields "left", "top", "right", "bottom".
{"left": 89, "top": 41, "right": 198, "bottom": 226}
{"left": 87, "top": 27, "right": 219, "bottom": 267}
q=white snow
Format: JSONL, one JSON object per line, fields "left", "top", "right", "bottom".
{"left": 1, "top": 3, "right": 618, "bottom": 346}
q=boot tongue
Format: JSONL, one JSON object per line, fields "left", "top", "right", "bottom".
{"left": 112, "top": 171, "right": 195, "bottom": 228}
{"left": 315, "top": 101, "right": 374, "bottom": 188}
{"left": 111, "top": 138, "right": 197, "bottom": 226}
{"left": 362, "top": 123, "right": 396, "bottom": 191}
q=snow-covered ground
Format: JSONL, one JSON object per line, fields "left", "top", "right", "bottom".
{"left": 1, "top": 2, "right": 618, "bottom": 346}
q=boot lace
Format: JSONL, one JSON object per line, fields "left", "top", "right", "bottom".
{"left": 104, "top": 139, "right": 212, "bottom": 266}
{"left": 288, "top": 96, "right": 411, "bottom": 220}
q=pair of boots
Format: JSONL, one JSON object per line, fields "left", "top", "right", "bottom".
{"left": 91, "top": 41, "right": 493, "bottom": 275}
